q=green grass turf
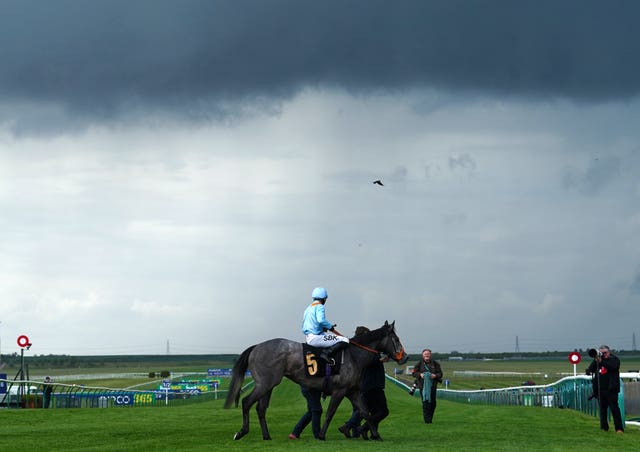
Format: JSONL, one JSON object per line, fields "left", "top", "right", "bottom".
{"left": 0, "top": 377, "right": 637, "bottom": 451}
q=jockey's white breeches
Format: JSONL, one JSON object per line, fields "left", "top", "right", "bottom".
{"left": 305, "top": 332, "right": 349, "bottom": 347}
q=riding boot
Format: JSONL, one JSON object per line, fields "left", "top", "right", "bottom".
{"left": 320, "top": 341, "right": 348, "bottom": 365}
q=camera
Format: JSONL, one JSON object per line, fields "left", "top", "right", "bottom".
{"left": 588, "top": 348, "right": 602, "bottom": 358}
{"left": 408, "top": 382, "right": 419, "bottom": 395}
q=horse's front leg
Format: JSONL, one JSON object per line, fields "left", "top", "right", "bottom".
{"left": 318, "top": 390, "right": 346, "bottom": 440}
{"left": 256, "top": 390, "right": 273, "bottom": 440}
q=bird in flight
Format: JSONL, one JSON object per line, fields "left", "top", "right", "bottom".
{"left": 373, "top": 180, "right": 384, "bottom": 186}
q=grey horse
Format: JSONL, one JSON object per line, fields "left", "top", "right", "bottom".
{"left": 224, "top": 320, "right": 409, "bottom": 440}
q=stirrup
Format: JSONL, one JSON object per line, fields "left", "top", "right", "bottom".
{"left": 320, "top": 352, "right": 335, "bottom": 366}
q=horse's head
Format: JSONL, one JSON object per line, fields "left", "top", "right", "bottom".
{"left": 378, "top": 320, "right": 409, "bottom": 365}
{"left": 351, "top": 321, "right": 409, "bottom": 364}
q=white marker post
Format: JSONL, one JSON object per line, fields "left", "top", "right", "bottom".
{"left": 163, "top": 379, "right": 171, "bottom": 406}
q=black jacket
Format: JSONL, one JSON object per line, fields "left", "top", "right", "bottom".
{"left": 411, "top": 358, "right": 443, "bottom": 389}
{"left": 585, "top": 353, "right": 621, "bottom": 394}
{"left": 361, "top": 356, "right": 386, "bottom": 394}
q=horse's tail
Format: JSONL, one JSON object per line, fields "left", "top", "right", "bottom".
{"left": 224, "top": 344, "right": 256, "bottom": 409}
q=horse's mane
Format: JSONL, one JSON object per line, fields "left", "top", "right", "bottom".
{"left": 350, "top": 324, "right": 389, "bottom": 345}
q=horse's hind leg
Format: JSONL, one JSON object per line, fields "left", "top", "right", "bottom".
{"left": 233, "top": 394, "right": 253, "bottom": 440}
{"left": 256, "top": 390, "right": 273, "bottom": 440}
{"left": 234, "top": 386, "right": 268, "bottom": 440}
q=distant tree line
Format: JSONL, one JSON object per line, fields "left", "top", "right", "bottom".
{"left": 1, "top": 350, "right": 637, "bottom": 371}
{"left": 0, "top": 353, "right": 239, "bottom": 370}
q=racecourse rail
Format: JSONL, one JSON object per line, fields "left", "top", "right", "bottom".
{"left": 389, "top": 371, "right": 640, "bottom": 427}
{"left": 2, "top": 371, "right": 639, "bottom": 428}
{"left": 0, "top": 373, "right": 224, "bottom": 409}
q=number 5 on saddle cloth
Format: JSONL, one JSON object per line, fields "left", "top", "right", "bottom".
{"left": 302, "top": 343, "right": 344, "bottom": 377}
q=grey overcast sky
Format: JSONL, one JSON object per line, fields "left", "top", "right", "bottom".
{"left": 1, "top": 0, "right": 639, "bottom": 356}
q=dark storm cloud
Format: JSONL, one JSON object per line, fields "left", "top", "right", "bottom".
{"left": 1, "top": 0, "right": 639, "bottom": 123}
{"left": 562, "top": 155, "right": 621, "bottom": 195}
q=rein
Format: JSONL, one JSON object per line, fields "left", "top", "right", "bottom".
{"left": 332, "top": 327, "right": 379, "bottom": 355}
{"left": 349, "top": 340, "right": 379, "bottom": 354}
{"left": 350, "top": 338, "right": 405, "bottom": 361}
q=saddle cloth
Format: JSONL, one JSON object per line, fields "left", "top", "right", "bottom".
{"left": 302, "top": 343, "right": 342, "bottom": 377}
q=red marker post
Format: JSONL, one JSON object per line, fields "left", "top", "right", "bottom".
{"left": 16, "top": 335, "right": 33, "bottom": 401}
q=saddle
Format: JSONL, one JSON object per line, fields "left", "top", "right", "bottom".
{"left": 302, "top": 343, "right": 342, "bottom": 377}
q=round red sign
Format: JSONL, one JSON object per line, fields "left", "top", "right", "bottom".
{"left": 568, "top": 352, "right": 581, "bottom": 364}
{"left": 17, "top": 335, "right": 31, "bottom": 348}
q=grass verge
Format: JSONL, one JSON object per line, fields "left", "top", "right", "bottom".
{"left": 0, "top": 378, "right": 636, "bottom": 451}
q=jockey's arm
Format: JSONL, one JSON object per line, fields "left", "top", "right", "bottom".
{"left": 314, "top": 304, "right": 333, "bottom": 331}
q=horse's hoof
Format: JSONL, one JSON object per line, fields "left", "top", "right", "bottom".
{"left": 263, "top": 436, "right": 272, "bottom": 440}
{"left": 233, "top": 431, "right": 246, "bottom": 440}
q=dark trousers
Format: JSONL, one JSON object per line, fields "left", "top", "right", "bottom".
{"left": 43, "top": 389, "right": 53, "bottom": 409}
{"left": 344, "top": 408, "right": 363, "bottom": 436}
{"left": 292, "top": 386, "right": 322, "bottom": 438}
{"left": 598, "top": 391, "right": 624, "bottom": 432}
{"left": 363, "top": 388, "right": 389, "bottom": 430}
{"left": 421, "top": 391, "right": 437, "bottom": 423}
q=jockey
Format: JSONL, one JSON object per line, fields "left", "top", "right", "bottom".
{"left": 302, "top": 287, "right": 349, "bottom": 364}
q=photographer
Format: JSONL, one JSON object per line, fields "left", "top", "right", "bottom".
{"left": 585, "top": 345, "right": 624, "bottom": 433}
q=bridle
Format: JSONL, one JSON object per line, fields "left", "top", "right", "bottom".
{"left": 387, "top": 329, "right": 407, "bottom": 362}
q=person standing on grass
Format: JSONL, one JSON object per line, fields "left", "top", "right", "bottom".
{"left": 337, "top": 326, "right": 389, "bottom": 441}
{"left": 411, "top": 348, "right": 443, "bottom": 424}
{"left": 356, "top": 353, "right": 390, "bottom": 440}
{"left": 337, "top": 326, "right": 372, "bottom": 439}
{"left": 289, "top": 385, "right": 323, "bottom": 440}
{"left": 585, "top": 345, "right": 624, "bottom": 433}
{"left": 42, "top": 376, "right": 54, "bottom": 409}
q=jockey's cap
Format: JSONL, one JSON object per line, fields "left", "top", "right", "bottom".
{"left": 311, "top": 287, "right": 328, "bottom": 300}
